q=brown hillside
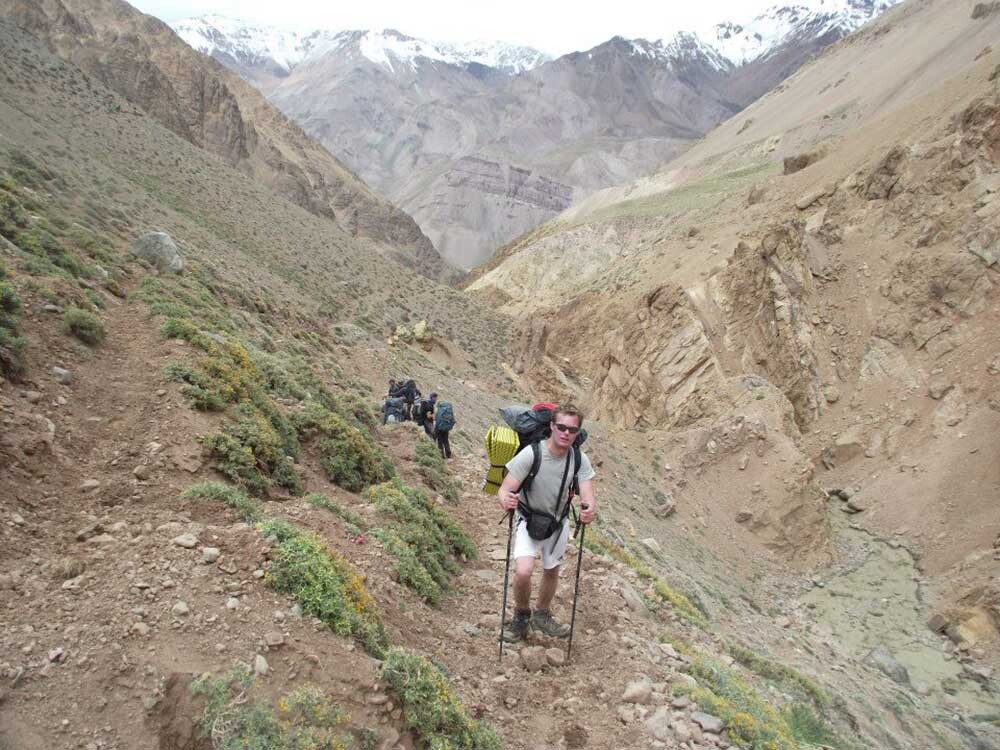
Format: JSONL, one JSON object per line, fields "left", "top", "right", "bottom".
{"left": 1, "top": 3, "right": 999, "bottom": 750}
{"left": 470, "top": 0, "right": 1000, "bottom": 739}
{"left": 0, "top": 0, "right": 461, "bottom": 283}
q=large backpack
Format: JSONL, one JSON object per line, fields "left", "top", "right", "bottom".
{"left": 383, "top": 397, "right": 408, "bottom": 424}
{"left": 435, "top": 401, "right": 455, "bottom": 432}
{"left": 483, "top": 403, "right": 587, "bottom": 497}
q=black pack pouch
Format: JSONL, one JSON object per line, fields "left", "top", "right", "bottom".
{"left": 518, "top": 449, "right": 573, "bottom": 543}
{"left": 523, "top": 507, "right": 562, "bottom": 541}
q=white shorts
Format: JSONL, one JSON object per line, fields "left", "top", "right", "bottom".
{"left": 512, "top": 515, "right": 569, "bottom": 570}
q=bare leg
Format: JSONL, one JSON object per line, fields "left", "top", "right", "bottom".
{"left": 536, "top": 566, "right": 560, "bottom": 610}
{"left": 513, "top": 556, "right": 534, "bottom": 611}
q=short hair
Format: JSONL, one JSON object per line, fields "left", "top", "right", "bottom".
{"left": 554, "top": 404, "right": 584, "bottom": 428}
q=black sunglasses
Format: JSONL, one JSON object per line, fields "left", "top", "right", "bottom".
{"left": 552, "top": 422, "right": 580, "bottom": 435}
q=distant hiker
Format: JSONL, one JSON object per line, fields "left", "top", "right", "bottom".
{"left": 416, "top": 392, "right": 438, "bottom": 438}
{"left": 382, "top": 396, "right": 407, "bottom": 425}
{"left": 434, "top": 399, "right": 456, "bottom": 459}
{"left": 498, "top": 405, "right": 595, "bottom": 642}
{"left": 387, "top": 378, "right": 421, "bottom": 421}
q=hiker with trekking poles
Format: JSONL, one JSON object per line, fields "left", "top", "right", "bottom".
{"left": 494, "top": 404, "right": 596, "bottom": 650}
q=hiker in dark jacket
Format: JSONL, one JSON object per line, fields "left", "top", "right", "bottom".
{"left": 497, "top": 404, "right": 596, "bottom": 642}
{"left": 417, "top": 392, "right": 437, "bottom": 438}
{"left": 434, "top": 399, "right": 456, "bottom": 459}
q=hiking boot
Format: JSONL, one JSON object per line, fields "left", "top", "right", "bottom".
{"left": 501, "top": 609, "right": 530, "bottom": 643}
{"left": 531, "top": 608, "right": 571, "bottom": 638}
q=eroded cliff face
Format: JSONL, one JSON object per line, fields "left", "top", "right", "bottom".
{"left": 0, "top": 0, "right": 459, "bottom": 282}
{"left": 590, "top": 228, "right": 824, "bottom": 431}
{"left": 482, "top": 72, "right": 1000, "bottom": 567}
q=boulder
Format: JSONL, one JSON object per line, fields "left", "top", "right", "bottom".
{"left": 691, "top": 712, "right": 725, "bottom": 734}
{"left": 618, "top": 581, "right": 652, "bottom": 619}
{"left": 862, "top": 145, "right": 908, "bottom": 200}
{"left": 622, "top": 677, "right": 653, "bottom": 705}
{"left": 520, "top": 646, "right": 548, "bottom": 672}
{"left": 644, "top": 707, "right": 673, "bottom": 742}
{"left": 829, "top": 428, "right": 865, "bottom": 463}
{"left": 796, "top": 187, "right": 828, "bottom": 211}
{"left": 132, "top": 232, "right": 183, "bottom": 274}
{"left": 864, "top": 645, "right": 910, "bottom": 684}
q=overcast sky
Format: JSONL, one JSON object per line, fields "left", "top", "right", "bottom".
{"left": 128, "top": 0, "right": 781, "bottom": 55}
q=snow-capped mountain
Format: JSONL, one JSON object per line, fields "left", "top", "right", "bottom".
{"left": 627, "top": 33, "right": 734, "bottom": 73}
{"left": 166, "top": 0, "right": 905, "bottom": 270}
{"left": 171, "top": 15, "right": 339, "bottom": 75}
{"left": 699, "top": 0, "right": 904, "bottom": 66}
{"left": 171, "top": 16, "right": 549, "bottom": 77}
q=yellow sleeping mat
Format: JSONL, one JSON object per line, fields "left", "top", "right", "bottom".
{"left": 483, "top": 424, "right": 520, "bottom": 495}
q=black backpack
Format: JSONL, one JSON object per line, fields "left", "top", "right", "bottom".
{"left": 414, "top": 398, "right": 433, "bottom": 426}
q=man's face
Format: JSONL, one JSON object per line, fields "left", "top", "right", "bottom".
{"left": 551, "top": 414, "right": 581, "bottom": 449}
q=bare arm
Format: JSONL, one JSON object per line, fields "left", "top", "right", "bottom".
{"left": 498, "top": 472, "right": 523, "bottom": 512}
{"left": 578, "top": 479, "right": 596, "bottom": 524}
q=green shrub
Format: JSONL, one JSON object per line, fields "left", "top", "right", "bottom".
{"left": 17, "top": 225, "right": 85, "bottom": 277}
{"left": 0, "top": 279, "right": 24, "bottom": 378}
{"left": 726, "top": 643, "right": 828, "bottom": 708}
{"left": 201, "top": 432, "right": 270, "bottom": 495}
{"left": 294, "top": 403, "right": 393, "bottom": 492}
{"left": 160, "top": 316, "right": 211, "bottom": 349}
{"left": 0, "top": 190, "right": 26, "bottom": 239}
{"left": 0, "top": 325, "right": 25, "bottom": 379}
{"left": 414, "top": 440, "right": 460, "bottom": 502}
{"left": 192, "top": 666, "right": 354, "bottom": 750}
{"left": 673, "top": 652, "right": 840, "bottom": 750}
{"left": 63, "top": 307, "right": 105, "bottom": 345}
{"left": 380, "top": 649, "right": 502, "bottom": 750}
{"left": 0, "top": 281, "right": 19, "bottom": 314}
{"left": 261, "top": 518, "right": 389, "bottom": 657}
{"left": 163, "top": 361, "right": 227, "bottom": 411}
{"left": 182, "top": 481, "right": 262, "bottom": 522}
{"left": 366, "top": 481, "right": 475, "bottom": 605}
{"left": 782, "top": 703, "right": 840, "bottom": 747}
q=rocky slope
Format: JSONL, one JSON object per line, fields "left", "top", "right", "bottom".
{"left": 175, "top": 2, "right": 904, "bottom": 268}
{"left": 0, "top": 0, "right": 460, "bottom": 283}
{"left": 1, "top": 3, "right": 999, "bottom": 749}
{"left": 472, "top": 0, "right": 1000, "bottom": 726}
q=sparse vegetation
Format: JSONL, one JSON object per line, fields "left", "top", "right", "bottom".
{"left": 261, "top": 518, "right": 389, "bottom": 657}
{"left": 366, "top": 480, "right": 476, "bottom": 606}
{"left": 414, "top": 440, "right": 460, "bottom": 502}
{"left": 0, "top": 278, "right": 25, "bottom": 378}
{"left": 293, "top": 403, "right": 393, "bottom": 492}
{"left": 585, "top": 528, "right": 707, "bottom": 626}
{"left": 193, "top": 665, "right": 356, "bottom": 750}
{"left": 63, "top": 306, "right": 105, "bottom": 345}
{"left": 182, "top": 481, "right": 262, "bottom": 522}
{"left": 380, "top": 649, "right": 502, "bottom": 750}
{"left": 202, "top": 401, "right": 301, "bottom": 496}
{"left": 305, "top": 493, "right": 366, "bottom": 536}
{"left": 673, "top": 649, "right": 847, "bottom": 750}
{"left": 726, "top": 642, "right": 829, "bottom": 708}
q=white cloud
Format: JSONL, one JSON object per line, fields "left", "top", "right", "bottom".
{"left": 130, "top": 0, "right": 780, "bottom": 56}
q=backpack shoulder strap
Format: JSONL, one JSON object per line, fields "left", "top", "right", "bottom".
{"left": 571, "top": 445, "right": 582, "bottom": 496}
{"left": 518, "top": 442, "right": 543, "bottom": 506}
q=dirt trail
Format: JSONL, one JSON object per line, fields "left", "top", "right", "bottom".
{"left": 0, "top": 288, "right": 703, "bottom": 750}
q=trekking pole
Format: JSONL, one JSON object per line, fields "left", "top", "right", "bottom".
{"left": 498, "top": 509, "right": 514, "bottom": 664}
{"left": 566, "top": 504, "right": 589, "bottom": 662}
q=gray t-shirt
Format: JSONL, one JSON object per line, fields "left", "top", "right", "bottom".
{"left": 506, "top": 440, "right": 595, "bottom": 517}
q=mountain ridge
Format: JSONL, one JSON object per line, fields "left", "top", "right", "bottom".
{"left": 179, "top": 0, "right": 903, "bottom": 269}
